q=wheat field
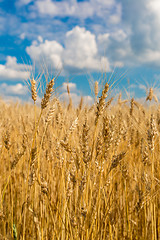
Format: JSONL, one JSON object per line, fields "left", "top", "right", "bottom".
{"left": 0, "top": 78, "right": 160, "bottom": 240}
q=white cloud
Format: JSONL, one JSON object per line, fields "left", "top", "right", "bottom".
{"left": 64, "top": 26, "right": 104, "bottom": 71}
{"left": 26, "top": 26, "right": 110, "bottom": 73}
{"left": 0, "top": 82, "right": 30, "bottom": 104}
{"left": 108, "top": 3, "right": 122, "bottom": 24}
{"left": 98, "top": 29, "right": 131, "bottom": 66}
{"left": 94, "top": 0, "right": 160, "bottom": 67}
{"left": 20, "top": 32, "right": 26, "bottom": 40}
{"left": 16, "top": 0, "right": 160, "bottom": 71}
{"left": 111, "top": 29, "right": 127, "bottom": 42}
{"left": 147, "top": 0, "right": 160, "bottom": 20}
{"left": 35, "top": 0, "right": 58, "bottom": 16}
{"left": 26, "top": 39, "right": 64, "bottom": 69}
{"left": 98, "top": 29, "right": 128, "bottom": 47}
{"left": 38, "top": 35, "right": 43, "bottom": 43}
{"left": 0, "top": 56, "right": 31, "bottom": 80}
{"left": 138, "top": 49, "right": 160, "bottom": 66}
{"left": 63, "top": 26, "right": 110, "bottom": 72}
{"left": 83, "top": 95, "right": 94, "bottom": 105}
{"left": 34, "top": 0, "right": 118, "bottom": 20}
{"left": 0, "top": 83, "right": 27, "bottom": 95}
{"left": 4, "top": 0, "right": 160, "bottom": 71}
{"left": 98, "top": 33, "right": 110, "bottom": 48}
{"left": 118, "top": 0, "right": 160, "bottom": 64}
{"left": 16, "top": 0, "right": 33, "bottom": 7}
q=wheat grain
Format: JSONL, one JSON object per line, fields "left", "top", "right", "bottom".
{"left": 31, "top": 78, "right": 37, "bottom": 103}
{"left": 41, "top": 78, "right": 54, "bottom": 110}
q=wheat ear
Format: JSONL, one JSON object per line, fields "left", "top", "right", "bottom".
{"left": 41, "top": 78, "right": 54, "bottom": 110}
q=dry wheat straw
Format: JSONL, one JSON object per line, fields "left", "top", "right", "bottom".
{"left": 82, "top": 112, "right": 90, "bottom": 165}
{"left": 2, "top": 75, "right": 160, "bottom": 240}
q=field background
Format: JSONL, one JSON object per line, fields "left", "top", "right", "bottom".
{"left": 0, "top": 79, "right": 160, "bottom": 240}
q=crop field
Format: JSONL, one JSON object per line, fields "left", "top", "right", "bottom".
{"left": 0, "top": 77, "right": 160, "bottom": 239}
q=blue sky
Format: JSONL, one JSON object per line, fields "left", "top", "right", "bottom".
{"left": 1, "top": 0, "right": 160, "bottom": 104}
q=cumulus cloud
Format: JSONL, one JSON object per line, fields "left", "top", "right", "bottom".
{"left": 98, "top": 29, "right": 131, "bottom": 66}
{"left": 26, "top": 26, "right": 110, "bottom": 73}
{"left": 63, "top": 26, "right": 110, "bottom": 72}
{"left": 34, "top": 0, "right": 119, "bottom": 21}
{"left": 116, "top": 0, "right": 160, "bottom": 65}
{"left": 0, "top": 83, "right": 27, "bottom": 95}
{"left": 91, "top": 0, "right": 160, "bottom": 68}
{"left": 138, "top": 50, "right": 160, "bottom": 66}
{"left": 28, "top": 0, "right": 160, "bottom": 68}
{"left": 0, "top": 56, "right": 31, "bottom": 80}
{"left": 26, "top": 39, "right": 64, "bottom": 69}
{"left": 0, "top": 82, "right": 29, "bottom": 103}
{"left": 3, "top": 0, "right": 160, "bottom": 70}
{"left": 4, "top": 0, "right": 160, "bottom": 77}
